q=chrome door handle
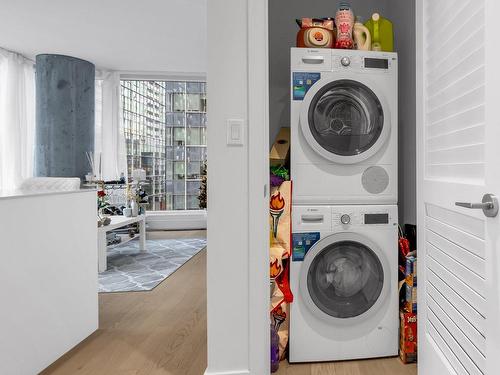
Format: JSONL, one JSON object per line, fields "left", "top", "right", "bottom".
{"left": 455, "top": 193, "right": 499, "bottom": 217}
{"left": 455, "top": 202, "right": 490, "bottom": 209}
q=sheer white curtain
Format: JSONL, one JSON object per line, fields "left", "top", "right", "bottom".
{"left": 0, "top": 49, "right": 35, "bottom": 190}
{"left": 94, "top": 71, "right": 127, "bottom": 181}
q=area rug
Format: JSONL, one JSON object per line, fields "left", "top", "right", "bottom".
{"left": 98, "top": 238, "right": 207, "bottom": 293}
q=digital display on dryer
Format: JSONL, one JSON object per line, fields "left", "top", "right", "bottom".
{"left": 365, "top": 213, "right": 389, "bottom": 224}
{"left": 365, "top": 58, "right": 389, "bottom": 69}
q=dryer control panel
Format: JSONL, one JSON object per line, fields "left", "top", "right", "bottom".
{"left": 331, "top": 50, "right": 397, "bottom": 74}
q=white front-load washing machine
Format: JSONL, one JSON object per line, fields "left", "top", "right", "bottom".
{"left": 289, "top": 205, "right": 398, "bottom": 362}
{"left": 291, "top": 48, "right": 398, "bottom": 205}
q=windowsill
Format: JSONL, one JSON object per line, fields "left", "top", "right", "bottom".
{"left": 146, "top": 209, "right": 207, "bottom": 230}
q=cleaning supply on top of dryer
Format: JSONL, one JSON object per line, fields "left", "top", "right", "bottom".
{"left": 296, "top": 18, "right": 335, "bottom": 48}
{"left": 353, "top": 17, "right": 371, "bottom": 50}
{"left": 365, "top": 13, "right": 394, "bottom": 52}
{"left": 335, "top": 2, "right": 355, "bottom": 49}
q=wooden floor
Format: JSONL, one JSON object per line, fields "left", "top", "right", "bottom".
{"left": 42, "top": 229, "right": 417, "bottom": 375}
{"left": 42, "top": 230, "right": 208, "bottom": 375}
{"left": 276, "top": 358, "right": 417, "bottom": 375}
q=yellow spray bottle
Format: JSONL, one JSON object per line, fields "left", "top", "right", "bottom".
{"left": 365, "top": 13, "right": 394, "bottom": 52}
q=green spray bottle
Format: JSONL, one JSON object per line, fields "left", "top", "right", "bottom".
{"left": 365, "top": 13, "right": 394, "bottom": 52}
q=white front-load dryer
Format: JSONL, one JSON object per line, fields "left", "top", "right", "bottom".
{"left": 291, "top": 48, "right": 398, "bottom": 205}
{"left": 289, "top": 205, "right": 398, "bottom": 362}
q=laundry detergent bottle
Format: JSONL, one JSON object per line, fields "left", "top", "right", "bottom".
{"left": 365, "top": 13, "right": 394, "bottom": 52}
{"left": 353, "top": 17, "right": 371, "bottom": 50}
{"left": 335, "top": 2, "right": 355, "bottom": 49}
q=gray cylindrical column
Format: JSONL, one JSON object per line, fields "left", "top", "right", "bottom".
{"left": 35, "top": 54, "right": 95, "bottom": 180}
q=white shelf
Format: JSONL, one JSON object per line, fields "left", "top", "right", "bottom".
{"left": 107, "top": 232, "right": 140, "bottom": 250}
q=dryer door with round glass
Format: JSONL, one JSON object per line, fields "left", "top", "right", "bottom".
{"left": 299, "top": 232, "right": 390, "bottom": 336}
{"left": 300, "top": 78, "right": 391, "bottom": 164}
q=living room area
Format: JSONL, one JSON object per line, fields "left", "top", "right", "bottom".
{"left": 0, "top": 1, "right": 209, "bottom": 374}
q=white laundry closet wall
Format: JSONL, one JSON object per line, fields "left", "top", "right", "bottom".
{"left": 268, "top": 0, "right": 416, "bottom": 225}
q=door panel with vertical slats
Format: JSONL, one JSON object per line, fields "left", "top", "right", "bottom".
{"left": 420, "top": 1, "right": 488, "bottom": 374}
{"left": 424, "top": 0, "right": 485, "bottom": 184}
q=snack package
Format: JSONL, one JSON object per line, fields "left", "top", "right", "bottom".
{"left": 271, "top": 284, "right": 290, "bottom": 360}
{"left": 400, "top": 310, "right": 417, "bottom": 363}
{"left": 404, "top": 253, "right": 417, "bottom": 313}
{"left": 269, "top": 181, "right": 293, "bottom": 359}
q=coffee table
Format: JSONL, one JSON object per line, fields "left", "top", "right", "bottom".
{"left": 97, "top": 215, "right": 146, "bottom": 272}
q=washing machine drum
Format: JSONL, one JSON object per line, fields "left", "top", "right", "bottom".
{"left": 307, "top": 240, "right": 384, "bottom": 319}
{"left": 302, "top": 79, "right": 389, "bottom": 163}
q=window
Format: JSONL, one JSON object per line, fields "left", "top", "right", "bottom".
{"left": 121, "top": 80, "right": 207, "bottom": 211}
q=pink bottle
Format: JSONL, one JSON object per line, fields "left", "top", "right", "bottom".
{"left": 335, "top": 2, "right": 354, "bottom": 49}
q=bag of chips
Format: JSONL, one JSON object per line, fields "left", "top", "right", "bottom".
{"left": 269, "top": 181, "right": 293, "bottom": 359}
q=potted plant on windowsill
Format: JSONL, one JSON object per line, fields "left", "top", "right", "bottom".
{"left": 97, "top": 184, "right": 111, "bottom": 226}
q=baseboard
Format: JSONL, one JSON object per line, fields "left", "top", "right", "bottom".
{"left": 204, "top": 370, "right": 250, "bottom": 375}
{"left": 146, "top": 210, "right": 207, "bottom": 230}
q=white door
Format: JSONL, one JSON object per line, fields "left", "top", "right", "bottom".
{"left": 417, "top": 1, "right": 500, "bottom": 374}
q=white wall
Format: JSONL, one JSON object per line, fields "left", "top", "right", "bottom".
{"left": 0, "top": 0, "right": 206, "bottom": 73}
{"left": 206, "top": 0, "right": 269, "bottom": 374}
{"left": 268, "top": 0, "right": 416, "bottom": 224}
{"left": 0, "top": 190, "right": 98, "bottom": 374}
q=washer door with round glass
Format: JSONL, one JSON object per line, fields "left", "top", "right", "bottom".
{"left": 299, "top": 233, "right": 390, "bottom": 334}
{"left": 300, "top": 77, "right": 390, "bottom": 164}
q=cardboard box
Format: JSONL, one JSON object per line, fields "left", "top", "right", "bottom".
{"left": 400, "top": 310, "right": 417, "bottom": 363}
{"left": 405, "top": 255, "right": 417, "bottom": 287}
{"left": 270, "top": 127, "right": 290, "bottom": 167}
{"left": 405, "top": 284, "right": 417, "bottom": 313}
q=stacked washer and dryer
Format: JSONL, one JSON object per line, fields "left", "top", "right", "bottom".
{"left": 289, "top": 48, "right": 399, "bottom": 362}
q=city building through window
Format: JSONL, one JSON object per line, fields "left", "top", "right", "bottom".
{"left": 121, "top": 80, "right": 207, "bottom": 211}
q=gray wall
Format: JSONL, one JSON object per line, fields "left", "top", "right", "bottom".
{"left": 386, "top": 0, "right": 416, "bottom": 225}
{"left": 268, "top": 0, "right": 416, "bottom": 225}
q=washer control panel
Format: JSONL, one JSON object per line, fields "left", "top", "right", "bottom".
{"left": 333, "top": 210, "right": 393, "bottom": 227}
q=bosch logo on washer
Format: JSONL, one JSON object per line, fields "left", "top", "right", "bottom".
{"left": 292, "top": 232, "right": 320, "bottom": 261}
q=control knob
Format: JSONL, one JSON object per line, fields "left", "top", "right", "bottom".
{"left": 341, "top": 56, "right": 351, "bottom": 67}
{"left": 340, "top": 214, "right": 351, "bottom": 225}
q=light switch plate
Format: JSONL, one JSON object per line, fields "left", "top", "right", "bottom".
{"left": 227, "top": 119, "right": 245, "bottom": 146}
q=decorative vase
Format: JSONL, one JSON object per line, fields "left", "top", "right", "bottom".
{"left": 131, "top": 200, "right": 139, "bottom": 217}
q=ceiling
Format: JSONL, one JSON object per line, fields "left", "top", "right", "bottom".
{"left": 0, "top": 0, "right": 207, "bottom": 74}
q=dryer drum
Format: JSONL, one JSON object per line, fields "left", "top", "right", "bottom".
{"left": 307, "top": 240, "right": 384, "bottom": 319}
{"left": 308, "top": 79, "right": 384, "bottom": 156}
